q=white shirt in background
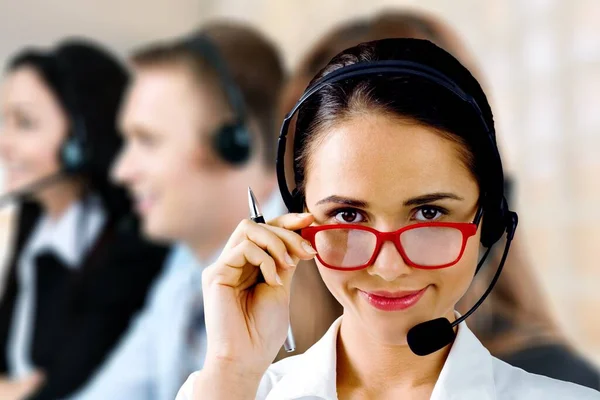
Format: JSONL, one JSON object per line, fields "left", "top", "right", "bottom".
{"left": 69, "top": 191, "right": 285, "bottom": 400}
{"left": 6, "top": 198, "right": 106, "bottom": 378}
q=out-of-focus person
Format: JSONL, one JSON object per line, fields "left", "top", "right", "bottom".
{"left": 278, "top": 9, "right": 600, "bottom": 390}
{"left": 0, "top": 39, "right": 169, "bottom": 400}
{"left": 69, "top": 21, "right": 341, "bottom": 400}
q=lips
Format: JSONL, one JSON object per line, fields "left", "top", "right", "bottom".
{"left": 359, "top": 286, "right": 428, "bottom": 311}
{"left": 132, "top": 191, "right": 156, "bottom": 215}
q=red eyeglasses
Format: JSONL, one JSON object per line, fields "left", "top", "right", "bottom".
{"left": 301, "top": 211, "right": 481, "bottom": 271}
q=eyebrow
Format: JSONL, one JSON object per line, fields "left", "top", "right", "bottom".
{"left": 315, "top": 192, "right": 463, "bottom": 208}
{"left": 7, "top": 102, "right": 36, "bottom": 114}
{"left": 403, "top": 192, "right": 464, "bottom": 206}
{"left": 315, "top": 195, "right": 369, "bottom": 208}
{"left": 121, "top": 122, "right": 154, "bottom": 139}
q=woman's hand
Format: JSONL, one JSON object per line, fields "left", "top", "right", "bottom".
{"left": 201, "top": 213, "right": 317, "bottom": 380}
{"left": 0, "top": 371, "right": 44, "bottom": 400}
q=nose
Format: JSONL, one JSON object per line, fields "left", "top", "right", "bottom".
{"left": 367, "top": 240, "right": 412, "bottom": 282}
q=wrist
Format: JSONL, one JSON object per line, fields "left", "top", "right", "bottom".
{"left": 196, "top": 359, "right": 264, "bottom": 399}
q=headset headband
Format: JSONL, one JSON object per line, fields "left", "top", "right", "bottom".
{"left": 182, "top": 35, "right": 246, "bottom": 125}
{"left": 277, "top": 59, "right": 499, "bottom": 211}
{"left": 51, "top": 54, "right": 89, "bottom": 172}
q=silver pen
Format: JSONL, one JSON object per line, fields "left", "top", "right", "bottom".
{"left": 247, "top": 187, "right": 296, "bottom": 353}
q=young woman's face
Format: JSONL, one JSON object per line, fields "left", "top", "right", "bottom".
{"left": 304, "top": 112, "right": 481, "bottom": 345}
{"left": 0, "top": 66, "right": 68, "bottom": 192}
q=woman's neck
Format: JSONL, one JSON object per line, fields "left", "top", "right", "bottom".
{"left": 36, "top": 179, "right": 83, "bottom": 220}
{"left": 336, "top": 313, "right": 453, "bottom": 398}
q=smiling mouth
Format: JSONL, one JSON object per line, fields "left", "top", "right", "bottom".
{"left": 359, "top": 286, "right": 428, "bottom": 311}
{"left": 132, "top": 192, "right": 157, "bottom": 215}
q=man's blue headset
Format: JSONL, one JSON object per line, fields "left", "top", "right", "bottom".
{"left": 181, "top": 34, "right": 252, "bottom": 166}
{"left": 53, "top": 54, "right": 89, "bottom": 174}
{"left": 275, "top": 56, "right": 519, "bottom": 356}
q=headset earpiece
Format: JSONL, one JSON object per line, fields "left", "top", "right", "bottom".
{"left": 480, "top": 195, "right": 510, "bottom": 248}
{"left": 60, "top": 137, "right": 85, "bottom": 173}
{"left": 55, "top": 58, "right": 88, "bottom": 175}
{"left": 182, "top": 35, "right": 252, "bottom": 167}
{"left": 506, "top": 211, "right": 518, "bottom": 240}
{"left": 213, "top": 123, "right": 251, "bottom": 165}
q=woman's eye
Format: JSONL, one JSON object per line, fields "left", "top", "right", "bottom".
{"left": 414, "top": 206, "right": 445, "bottom": 221}
{"left": 334, "top": 209, "right": 364, "bottom": 224}
{"left": 16, "top": 115, "right": 35, "bottom": 131}
{"left": 135, "top": 132, "right": 157, "bottom": 147}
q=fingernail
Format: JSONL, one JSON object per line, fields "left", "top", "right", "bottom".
{"left": 302, "top": 241, "right": 317, "bottom": 254}
{"left": 297, "top": 213, "right": 311, "bottom": 218}
{"left": 284, "top": 252, "right": 295, "bottom": 266}
{"left": 275, "top": 273, "right": 283, "bottom": 286}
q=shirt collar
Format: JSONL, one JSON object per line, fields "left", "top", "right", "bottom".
{"left": 267, "top": 314, "right": 497, "bottom": 400}
{"left": 266, "top": 317, "right": 340, "bottom": 400}
{"left": 431, "top": 317, "right": 496, "bottom": 400}
{"left": 165, "top": 244, "right": 209, "bottom": 288}
{"left": 24, "top": 197, "right": 106, "bottom": 269}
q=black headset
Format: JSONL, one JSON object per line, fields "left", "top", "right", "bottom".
{"left": 276, "top": 59, "right": 517, "bottom": 249}
{"left": 276, "top": 50, "right": 520, "bottom": 356}
{"left": 51, "top": 54, "right": 89, "bottom": 175}
{"left": 182, "top": 34, "right": 252, "bottom": 166}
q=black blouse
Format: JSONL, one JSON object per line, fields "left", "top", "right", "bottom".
{"left": 0, "top": 201, "right": 169, "bottom": 399}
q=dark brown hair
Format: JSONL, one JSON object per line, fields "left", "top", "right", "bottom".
{"left": 131, "top": 21, "right": 285, "bottom": 169}
{"left": 292, "top": 39, "right": 492, "bottom": 208}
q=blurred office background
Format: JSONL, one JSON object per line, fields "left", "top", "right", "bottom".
{"left": 0, "top": 0, "right": 599, "bottom": 365}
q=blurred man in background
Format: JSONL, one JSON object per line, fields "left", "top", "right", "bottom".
{"left": 70, "top": 20, "right": 341, "bottom": 400}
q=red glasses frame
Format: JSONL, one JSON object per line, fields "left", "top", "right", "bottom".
{"left": 301, "top": 221, "right": 478, "bottom": 271}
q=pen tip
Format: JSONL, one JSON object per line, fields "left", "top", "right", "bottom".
{"left": 247, "top": 187, "right": 261, "bottom": 218}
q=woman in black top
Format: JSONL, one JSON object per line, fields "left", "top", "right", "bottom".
{"left": 0, "top": 39, "right": 168, "bottom": 399}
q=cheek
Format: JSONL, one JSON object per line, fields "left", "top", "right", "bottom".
{"left": 315, "top": 260, "right": 355, "bottom": 306}
{"left": 436, "top": 236, "right": 480, "bottom": 306}
{"left": 153, "top": 144, "right": 202, "bottom": 187}
{"left": 25, "top": 124, "right": 66, "bottom": 170}
{"left": 158, "top": 149, "right": 218, "bottom": 215}
{"left": 18, "top": 133, "right": 62, "bottom": 174}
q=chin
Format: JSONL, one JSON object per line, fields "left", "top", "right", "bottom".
{"left": 373, "top": 316, "right": 415, "bottom": 343}
{"left": 361, "top": 307, "right": 433, "bottom": 344}
{"left": 141, "top": 217, "right": 176, "bottom": 244}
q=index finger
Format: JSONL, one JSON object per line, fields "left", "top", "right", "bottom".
{"left": 222, "top": 214, "right": 314, "bottom": 254}
{"left": 267, "top": 213, "right": 314, "bottom": 230}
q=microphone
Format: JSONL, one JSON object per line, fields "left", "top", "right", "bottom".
{"left": 406, "top": 212, "right": 518, "bottom": 356}
{"left": 0, "top": 172, "right": 65, "bottom": 208}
